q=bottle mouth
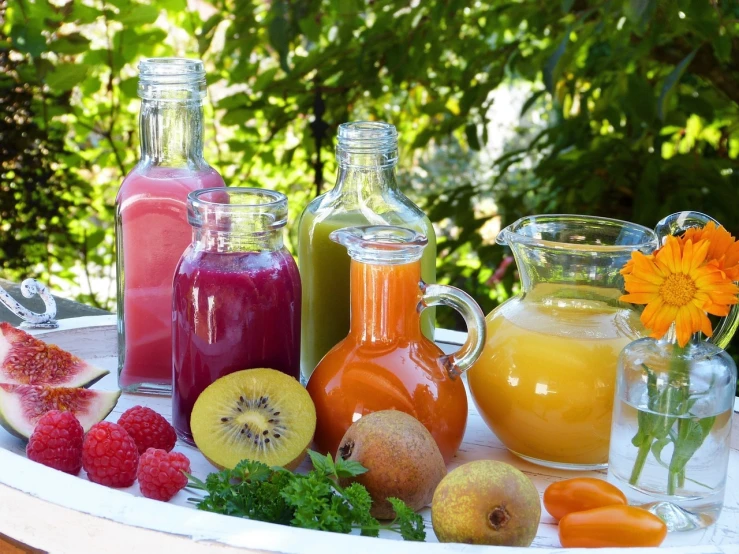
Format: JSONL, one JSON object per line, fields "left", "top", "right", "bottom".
{"left": 336, "top": 121, "right": 399, "bottom": 167}
{"left": 188, "top": 188, "right": 288, "bottom": 233}
{"left": 497, "top": 214, "right": 658, "bottom": 253}
{"left": 331, "top": 225, "right": 427, "bottom": 265}
{"left": 138, "top": 57, "right": 206, "bottom": 100}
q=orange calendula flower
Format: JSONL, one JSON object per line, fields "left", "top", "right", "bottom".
{"left": 680, "top": 222, "right": 739, "bottom": 280}
{"left": 620, "top": 236, "right": 739, "bottom": 347}
{"left": 621, "top": 251, "right": 653, "bottom": 276}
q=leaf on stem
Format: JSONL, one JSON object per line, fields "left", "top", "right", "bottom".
{"left": 657, "top": 48, "right": 698, "bottom": 121}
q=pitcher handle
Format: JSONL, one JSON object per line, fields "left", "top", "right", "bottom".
{"left": 654, "top": 211, "right": 739, "bottom": 348}
{"left": 419, "top": 283, "right": 486, "bottom": 380}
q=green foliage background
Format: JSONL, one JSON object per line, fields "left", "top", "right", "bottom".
{"left": 1, "top": 0, "right": 738, "bottom": 368}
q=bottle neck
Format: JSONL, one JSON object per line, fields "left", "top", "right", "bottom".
{"left": 139, "top": 98, "right": 205, "bottom": 167}
{"left": 349, "top": 259, "right": 423, "bottom": 343}
{"left": 193, "top": 229, "right": 284, "bottom": 253}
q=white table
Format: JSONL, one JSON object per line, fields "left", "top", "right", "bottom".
{"left": 0, "top": 316, "right": 737, "bottom": 554}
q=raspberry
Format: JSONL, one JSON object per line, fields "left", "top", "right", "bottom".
{"left": 26, "top": 410, "right": 83, "bottom": 475}
{"left": 118, "top": 406, "right": 177, "bottom": 454}
{"left": 82, "top": 421, "right": 139, "bottom": 487}
{"left": 137, "top": 448, "right": 191, "bottom": 502}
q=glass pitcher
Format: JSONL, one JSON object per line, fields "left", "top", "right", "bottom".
{"left": 468, "top": 215, "right": 659, "bottom": 470}
{"left": 306, "top": 225, "right": 485, "bottom": 463}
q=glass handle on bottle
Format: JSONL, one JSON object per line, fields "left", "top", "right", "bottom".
{"left": 654, "top": 211, "right": 739, "bottom": 348}
{"left": 419, "top": 283, "right": 486, "bottom": 380}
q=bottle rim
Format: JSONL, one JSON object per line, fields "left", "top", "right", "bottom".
{"left": 330, "top": 225, "right": 428, "bottom": 265}
{"left": 336, "top": 121, "right": 399, "bottom": 167}
{"left": 138, "top": 57, "right": 206, "bottom": 99}
{"left": 497, "top": 214, "right": 659, "bottom": 253}
{"left": 188, "top": 187, "right": 288, "bottom": 232}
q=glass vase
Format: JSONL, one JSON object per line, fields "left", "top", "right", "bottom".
{"left": 608, "top": 335, "right": 736, "bottom": 531}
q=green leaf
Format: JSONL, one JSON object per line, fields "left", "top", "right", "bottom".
{"left": 544, "top": 30, "right": 570, "bottom": 95}
{"left": 387, "top": 498, "right": 426, "bottom": 541}
{"left": 160, "top": 0, "right": 187, "bottom": 12}
{"left": 465, "top": 124, "right": 481, "bottom": 151}
{"left": 334, "top": 458, "right": 368, "bottom": 478}
{"left": 712, "top": 34, "right": 732, "bottom": 64}
{"left": 70, "top": 3, "right": 103, "bottom": 24}
{"left": 561, "top": 0, "right": 575, "bottom": 13}
{"left": 269, "top": 12, "right": 291, "bottom": 73}
{"left": 626, "top": 74, "right": 655, "bottom": 124}
{"left": 119, "top": 77, "right": 139, "bottom": 99}
{"left": 11, "top": 22, "right": 46, "bottom": 57}
{"left": 51, "top": 33, "right": 91, "bottom": 55}
{"left": 46, "top": 63, "right": 90, "bottom": 91}
{"left": 521, "top": 89, "right": 546, "bottom": 117}
{"left": 299, "top": 16, "right": 321, "bottom": 42}
{"left": 669, "top": 416, "right": 715, "bottom": 476}
{"left": 254, "top": 68, "right": 279, "bottom": 92}
{"left": 119, "top": 4, "right": 161, "bottom": 26}
{"left": 657, "top": 48, "right": 698, "bottom": 121}
{"left": 307, "top": 450, "right": 336, "bottom": 476}
{"left": 625, "top": 0, "right": 655, "bottom": 28}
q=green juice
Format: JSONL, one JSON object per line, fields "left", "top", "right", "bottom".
{"left": 298, "top": 211, "right": 436, "bottom": 380}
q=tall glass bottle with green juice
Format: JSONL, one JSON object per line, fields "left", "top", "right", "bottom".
{"left": 298, "top": 121, "right": 436, "bottom": 382}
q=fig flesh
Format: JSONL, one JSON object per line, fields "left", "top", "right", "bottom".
{"left": 0, "top": 323, "right": 108, "bottom": 387}
{"left": 0, "top": 384, "right": 120, "bottom": 440}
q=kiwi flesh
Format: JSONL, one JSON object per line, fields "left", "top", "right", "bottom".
{"left": 190, "top": 368, "right": 316, "bottom": 470}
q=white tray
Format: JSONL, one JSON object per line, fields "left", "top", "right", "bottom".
{"left": 0, "top": 316, "right": 737, "bottom": 554}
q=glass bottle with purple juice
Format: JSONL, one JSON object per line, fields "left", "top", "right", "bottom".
{"left": 172, "top": 188, "right": 301, "bottom": 444}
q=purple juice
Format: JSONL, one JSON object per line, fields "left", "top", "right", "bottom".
{"left": 172, "top": 249, "right": 301, "bottom": 444}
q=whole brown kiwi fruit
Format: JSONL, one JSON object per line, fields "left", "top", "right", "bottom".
{"left": 431, "top": 460, "right": 541, "bottom": 546}
{"left": 336, "top": 410, "right": 446, "bottom": 519}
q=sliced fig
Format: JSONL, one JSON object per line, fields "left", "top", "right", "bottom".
{"left": 0, "top": 384, "right": 120, "bottom": 440}
{"left": 0, "top": 322, "right": 109, "bottom": 387}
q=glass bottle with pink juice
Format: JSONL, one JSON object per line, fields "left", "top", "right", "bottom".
{"left": 172, "top": 188, "right": 301, "bottom": 444}
{"left": 116, "top": 58, "right": 225, "bottom": 394}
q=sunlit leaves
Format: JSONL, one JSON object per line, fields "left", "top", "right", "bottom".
{"left": 46, "top": 63, "right": 90, "bottom": 91}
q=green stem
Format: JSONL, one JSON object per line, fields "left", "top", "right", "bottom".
{"left": 629, "top": 436, "right": 653, "bottom": 486}
{"left": 668, "top": 470, "right": 679, "bottom": 495}
{"left": 666, "top": 345, "right": 690, "bottom": 494}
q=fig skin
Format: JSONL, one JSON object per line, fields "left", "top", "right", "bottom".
{"left": 336, "top": 410, "right": 446, "bottom": 519}
{"left": 431, "top": 460, "right": 541, "bottom": 546}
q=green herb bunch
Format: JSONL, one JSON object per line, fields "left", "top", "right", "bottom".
{"left": 187, "top": 450, "right": 426, "bottom": 541}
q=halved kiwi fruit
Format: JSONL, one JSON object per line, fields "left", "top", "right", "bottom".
{"left": 191, "top": 368, "right": 316, "bottom": 470}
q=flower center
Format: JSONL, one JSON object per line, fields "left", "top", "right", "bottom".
{"left": 660, "top": 273, "right": 697, "bottom": 306}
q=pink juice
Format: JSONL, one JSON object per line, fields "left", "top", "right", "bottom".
{"left": 117, "top": 166, "right": 225, "bottom": 390}
{"left": 172, "top": 249, "right": 301, "bottom": 444}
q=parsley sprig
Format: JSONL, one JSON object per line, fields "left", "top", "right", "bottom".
{"left": 186, "top": 450, "right": 426, "bottom": 542}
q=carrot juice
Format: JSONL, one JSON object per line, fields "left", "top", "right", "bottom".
{"left": 306, "top": 244, "right": 467, "bottom": 464}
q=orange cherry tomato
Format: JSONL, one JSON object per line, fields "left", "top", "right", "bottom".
{"left": 543, "top": 477, "right": 627, "bottom": 520}
{"left": 559, "top": 505, "right": 668, "bottom": 548}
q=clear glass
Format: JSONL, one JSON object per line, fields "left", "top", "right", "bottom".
{"left": 172, "top": 188, "right": 301, "bottom": 445}
{"left": 297, "top": 121, "right": 437, "bottom": 383}
{"left": 468, "top": 214, "right": 658, "bottom": 470}
{"left": 116, "top": 58, "right": 226, "bottom": 395}
{"left": 305, "top": 225, "right": 484, "bottom": 463}
{"left": 608, "top": 336, "right": 736, "bottom": 531}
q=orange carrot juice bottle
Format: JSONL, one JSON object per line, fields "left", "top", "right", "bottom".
{"left": 306, "top": 226, "right": 486, "bottom": 463}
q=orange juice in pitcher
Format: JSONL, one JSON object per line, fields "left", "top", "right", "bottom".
{"left": 468, "top": 215, "right": 657, "bottom": 470}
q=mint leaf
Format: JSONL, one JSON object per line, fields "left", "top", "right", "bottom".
{"left": 335, "top": 457, "right": 369, "bottom": 478}
{"left": 307, "top": 450, "right": 336, "bottom": 476}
